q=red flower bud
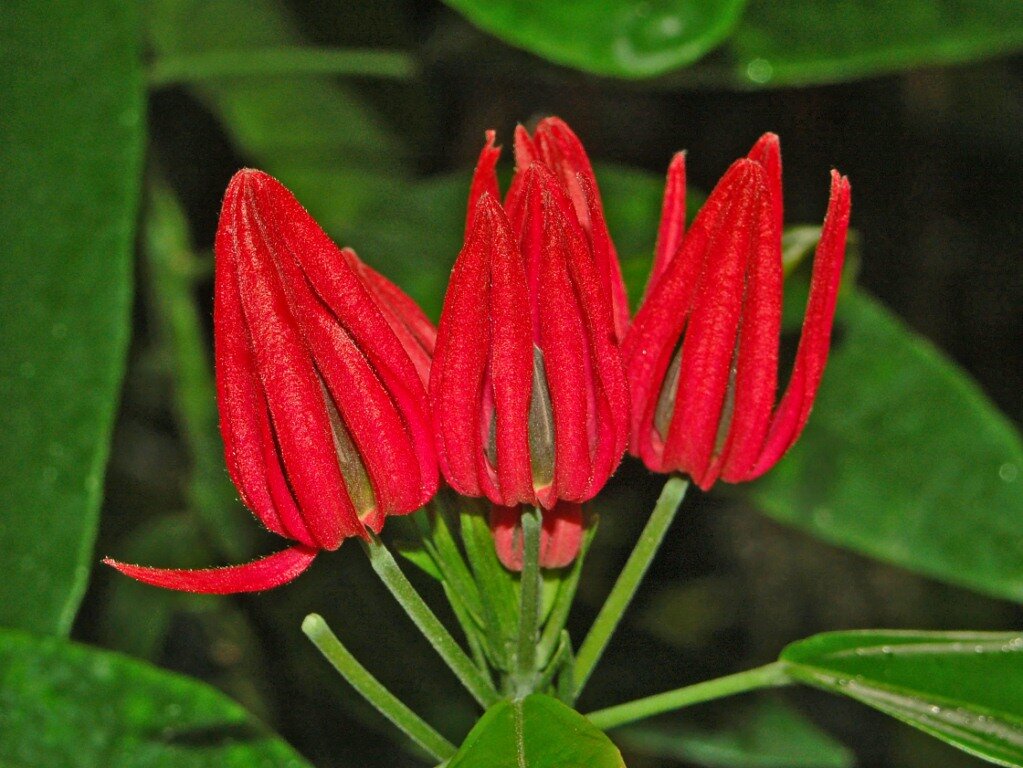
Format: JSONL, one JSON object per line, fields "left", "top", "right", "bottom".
{"left": 625, "top": 134, "right": 851, "bottom": 490}
{"left": 431, "top": 122, "right": 630, "bottom": 518}
{"left": 105, "top": 170, "right": 438, "bottom": 593}
{"left": 490, "top": 502, "right": 584, "bottom": 571}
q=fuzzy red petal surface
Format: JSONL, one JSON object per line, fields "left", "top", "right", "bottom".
{"left": 466, "top": 131, "right": 502, "bottom": 238}
{"left": 747, "top": 133, "right": 783, "bottom": 249}
{"left": 103, "top": 546, "right": 317, "bottom": 594}
{"left": 649, "top": 152, "right": 687, "bottom": 296}
{"left": 663, "top": 161, "right": 765, "bottom": 488}
{"left": 746, "top": 170, "right": 851, "bottom": 479}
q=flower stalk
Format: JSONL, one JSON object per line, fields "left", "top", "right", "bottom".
{"left": 573, "top": 476, "right": 690, "bottom": 699}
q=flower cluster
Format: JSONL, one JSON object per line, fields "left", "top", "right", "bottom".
{"left": 106, "top": 118, "right": 850, "bottom": 592}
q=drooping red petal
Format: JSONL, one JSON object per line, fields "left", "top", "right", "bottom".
{"left": 649, "top": 152, "right": 687, "bottom": 294}
{"left": 662, "top": 160, "right": 765, "bottom": 488}
{"left": 745, "top": 170, "right": 851, "bottom": 479}
{"left": 103, "top": 546, "right": 318, "bottom": 594}
{"left": 489, "top": 502, "right": 584, "bottom": 571}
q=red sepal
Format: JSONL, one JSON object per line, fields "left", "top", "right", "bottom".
{"left": 103, "top": 546, "right": 317, "bottom": 594}
{"left": 490, "top": 502, "right": 584, "bottom": 571}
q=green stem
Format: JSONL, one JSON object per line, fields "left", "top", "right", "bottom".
{"left": 513, "top": 507, "right": 542, "bottom": 694}
{"left": 363, "top": 534, "right": 500, "bottom": 708}
{"left": 573, "top": 476, "right": 689, "bottom": 699}
{"left": 537, "top": 518, "right": 596, "bottom": 664}
{"left": 586, "top": 663, "right": 791, "bottom": 731}
{"left": 148, "top": 47, "right": 416, "bottom": 88}
{"left": 302, "top": 614, "right": 456, "bottom": 761}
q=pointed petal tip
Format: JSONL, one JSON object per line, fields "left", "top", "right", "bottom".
{"left": 103, "top": 545, "right": 318, "bottom": 594}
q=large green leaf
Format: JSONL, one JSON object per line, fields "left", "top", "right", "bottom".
{"left": 780, "top": 630, "right": 1023, "bottom": 767}
{"left": 0, "top": 629, "right": 310, "bottom": 767}
{"left": 448, "top": 693, "right": 625, "bottom": 768}
{"left": 442, "top": 0, "right": 747, "bottom": 78}
{"left": 0, "top": 0, "right": 144, "bottom": 634}
{"left": 720, "top": 0, "right": 1023, "bottom": 88}
{"left": 749, "top": 290, "right": 1023, "bottom": 603}
{"left": 616, "top": 699, "right": 854, "bottom": 768}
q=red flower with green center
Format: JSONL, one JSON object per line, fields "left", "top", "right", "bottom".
{"left": 431, "top": 119, "right": 630, "bottom": 569}
{"left": 624, "top": 134, "right": 852, "bottom": 490}
{"left": 105, "top": 170, "right": 438, "bottom": 592}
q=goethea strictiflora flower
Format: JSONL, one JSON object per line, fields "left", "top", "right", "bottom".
{"left": 430, "top": 119, "right": 630, "bottom": 524}
{"left": 105, "top": 169, "right": 438, "bottom": 593}
{"left": 624, "top": 134, "right": 852, "bottom": 490}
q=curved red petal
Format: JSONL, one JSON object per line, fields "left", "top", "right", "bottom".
{"left": 747, "top": 170, "right": 851, "bottom": 479}
{"left": 103, "top": 546, "right": 318, "bottom": 594}
{"left": 649, "top": 152, "right": 687, "bottom": 296}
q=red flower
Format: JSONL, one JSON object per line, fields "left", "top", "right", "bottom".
{"left": 624, "top": 134, "right": 851, "bottom": 490}
{"left": 431, "top": 119, "right": 630, "bottom": 521}
{"left": 105, "top": 170, "right": 438, "bottom": 593}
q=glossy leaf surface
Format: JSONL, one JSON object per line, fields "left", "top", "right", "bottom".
{"left": 616, "top": 699, "right": 853, "bottom": 767}
{"left": 0, "top": 0, "right": 144, "bottom": 634}
{"left": 0, "top": 630, "right": 311, "bottom": 767}
{"left": 442, "top": 0, "right": 747, "bottom": 78}
{"left": 750, "top": 290, "right": 1023, "bottom": 603}
{"left": 781, "top": 631, "right": 1023, "bottom": 767}
{"left": 448, "top": 693, "right": 625, "bottom": 768}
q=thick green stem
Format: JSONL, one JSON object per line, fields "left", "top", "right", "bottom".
{"left": 363, "top": 534, "right": 500, "bottom": 708}
{"left": 302, "top": 614, "right": 456, "bottom": 761}
{"left": 148, "top": 47, "right": 416, "bottom": 88}
{"left": 586, "top": 663, "right": 792, "bottom": 731}
{"left": 513, "top": 507, "right": 542, "bottom": 695}
{"left": 573, "top": 476, "right": 689, "bottom": 699}
{"left": 537, "top": 518, "right": 595, "bottom": 665}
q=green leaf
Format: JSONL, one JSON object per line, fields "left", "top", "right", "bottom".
{"left": 617, "top": 699, "right": 854, "bottom": 768}
{"left": 0, "top": 0, "right": 144, "bottom": 634}
{"left": 448, "top": 693, "right": 625, "bottom": 768}
{"left": 748, "top": 290, "right": 1023, "bottom": 603}
{"left": 442, "top": 0, "right": 747, "bottom": 78}
{"left": 722, "top": 0, "right": 1023, "bottom": 88}
{"left": 0, "top": 629, "right": 311, "bottom": 767}
{"left": 780, "top": 630, "right": 1023, "bottom": 767}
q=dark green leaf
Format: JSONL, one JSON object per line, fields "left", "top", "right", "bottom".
{"left": 448, "top": 693, "right": 625, "bottom": 768}
{"left": 0, "top": 629, "right": 311, "bottom": 767}
{"left": 0, "top": 0, "right": 144, "bottom": 633}
{"left": 721, "top": 1, "right": 1023, "bottom": 88}
{"left": 442, "top": 0, "right": 747, "bottom": 78}
{"left": 781, "top": 630, "right": 1023, "bottom": 767}
{"left": 617, "top": 699, "right": 854, "bottom": 768}
{"left": 749, "top": 290, "right": 1023, "bottom": 603}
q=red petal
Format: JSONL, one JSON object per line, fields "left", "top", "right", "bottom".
{"left": 649, "top": 152, "right": 687, "bottom": 295}
{"left": 709, "top": 183, "right": 782, "bottom": 486}
{"left": 746, "top": 170, "right": 851, "bottom": 479}
{"left": 103, "top": 546, "right": 317, "bottom": 594}
{"left": 625, "top": 161, "right": 754, "bottom": 471}
{"left": 432, "top": 195, "right": 534, "bottom": 506}
{"left": 215, "top": 176, "right": 313, "bottom": 546}
{"left": 662, "top": 160, "right": 765, "bottom": 488}
{"left": 234, "top": 177, "right": 357, "bottom": 548}
{"left": 466, "top": 131, "right": 501, "bottom": 238}
{"left": 747, "top": 133, "right": 783, "bottom": 251}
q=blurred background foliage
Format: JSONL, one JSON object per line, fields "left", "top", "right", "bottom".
{"left": 1, "top": 0, "right": 1022, "bottom": 766}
